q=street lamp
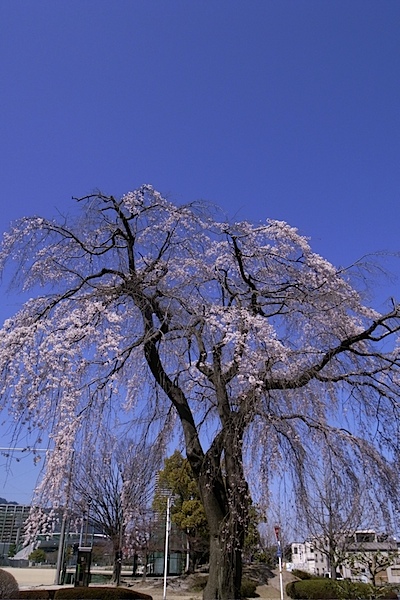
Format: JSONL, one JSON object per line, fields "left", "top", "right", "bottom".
{"left": 274, "top": 525, "right": 284, "bottom": 600}
{"left": 163, "top": 496, "right": 172, "bottom": 600}
{"left": 84, "top": 497, "right": 92, "bottom": 547}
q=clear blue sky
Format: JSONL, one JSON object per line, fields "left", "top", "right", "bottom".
{"left": 1, "top": 0, "right": 400, "bottom": 504}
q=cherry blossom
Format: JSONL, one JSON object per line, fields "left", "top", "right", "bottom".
{"left": 1, "top": 186, "right": 400, "bottom": 599}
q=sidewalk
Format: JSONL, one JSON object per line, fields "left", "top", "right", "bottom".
{"left": 1, "top": 567, "right": 57, "bottom": 587}
{"left": 1, "top": 566, "right": 288, "bottom": 599}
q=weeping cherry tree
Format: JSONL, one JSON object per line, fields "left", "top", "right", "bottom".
{"left": 1, "top": 186, "right": 400, "bottom": 599}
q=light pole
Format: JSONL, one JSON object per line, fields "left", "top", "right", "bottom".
{"left": 274, "top": 525, "right": 284, "bottom": 600}
{"left": 163, "top": 496, "right": 172, "bottom": 600}
{"left": 55, "top": 450, "right": 75, "bottom": 585}
{"left": 83, "top": 498, "right": 92, "bottom": 547}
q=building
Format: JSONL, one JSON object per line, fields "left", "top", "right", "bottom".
{"left": 290, "top": 530, "right": 400, "bottom": 585}
{"left": 0, "top": 500, "right": 187, "bottom": 576}
{"left": 340, "top": 531, "right": 400, "bottom": 585}
{"left": 291, "top": 540, "right": 316, "bottom": 573}
{"left": 0, "top": 503, "right": 30, "bottom": 558}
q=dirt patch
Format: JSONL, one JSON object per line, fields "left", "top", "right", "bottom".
{"left": 125, "top": 569, "right": 295, "bottom": 600}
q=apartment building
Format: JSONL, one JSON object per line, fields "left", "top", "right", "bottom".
{"left": 291, "top": 530, "right": 400, "bottom": 585}
{"left": 0, "top": 503, "right": 30, "bottom": 557}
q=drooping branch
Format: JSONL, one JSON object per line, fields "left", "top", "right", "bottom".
{"left": 2, "top": 186, "right": 400, "bottom": 599}
{"left": 264, "top": 307, "right": 400, "bottom": 391}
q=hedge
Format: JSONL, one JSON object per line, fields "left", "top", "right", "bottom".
{"left": 291, "top": 569, "right": 318, "bottom": 580}
{"left": 286, "top": 578, "right": 399, "bottom": 599}
{"left": 54, "top": 588, "right": 152, "bottom": 600}
{"left": 240, "top": 578, "right": 258, "bottom": 598}
{"left": 18, "top": 592, "right": 53, "bottom": 600}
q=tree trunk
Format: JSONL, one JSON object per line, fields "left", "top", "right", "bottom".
{"left": 132, "top": 553, "right": 138, "bottom": 576}
{"left": 141, "top": 553, "right": 148, "bottom": 581}
{"left": 200, "top": 486, "right": 247, "bottom": 600}
{"left": 111, "top": 548, "right": 122, "bottom": 586}
{"left": 197, "top": 431, "right": 249, "bottom": 600}
{"left": 142, "top": 331, "right": 249, "bottom": 598}
{"left": 328, "top": 545, "right": 337, "bottom": 580}
{"left": 205, "top": 528, "right": 245, "bottom": 600}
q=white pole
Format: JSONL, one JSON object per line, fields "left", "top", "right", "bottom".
{"left": 163, "top": 497, "right": 170, "bottom": 600}
{"left": 278, "top": 540, "right": 284, "bottom": 600}
{"left": 185, "top": 532, "right": 190, "bottom": 572}
{"left": 54, "top": 513, "right": 68, "bottom": 585}
{"left": 274, "top": 525, "right": 284, "bottom": 600}
{"left": 54, "top": 451, "right": 74, "bottom": 585}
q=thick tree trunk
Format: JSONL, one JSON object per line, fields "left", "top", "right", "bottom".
{"left": 197, "top": 432, "right": 249, "bottom": 600}
{"left": 204, "top": 529, "right": 244, "bottom": 600}
{"left": 142, "top": 330, "right": 249, "bottom": 598}
{"left": 111, "top": 547, "right": 122, "bottom": 586}
{"left": 200, "top": 487, "right": 247, "bottom": 600}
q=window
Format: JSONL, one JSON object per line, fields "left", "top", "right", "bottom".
{"left": 356, "top": 532, "right": 374, "bottom": 543}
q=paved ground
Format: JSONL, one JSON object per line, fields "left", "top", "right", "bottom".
{"left": 1, "top": 566, "right": 289, "bottom": 599}
{"left": 1, "top": 567, "right": 57, "bottom": 587}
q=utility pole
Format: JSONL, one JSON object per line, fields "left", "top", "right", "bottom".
{"left": 55, "top": 451, "right": 75, "bottom": 585}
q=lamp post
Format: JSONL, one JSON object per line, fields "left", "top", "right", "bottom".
{"left": 84, "top": 498, "right": 92, "bottom": 547}
{"left": 163, "top": 496, "right": 172, "bottom": 600}
{"left": 274, "top": 525, "right": 284, "bottom": 600}
{"left": 55, "top": 450, "right": 75, "bottom": 585}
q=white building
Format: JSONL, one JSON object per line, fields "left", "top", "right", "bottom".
{"left": 291, "top": 530, "right": 400, "bottom": 585}
{"left": 291, "top": 540, "right": 316, "bottom": 574}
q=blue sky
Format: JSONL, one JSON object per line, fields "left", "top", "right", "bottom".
{"left": 1, "top": 0, "right": 400, "bottom": 504}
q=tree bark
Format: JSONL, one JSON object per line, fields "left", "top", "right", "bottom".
{"left": 111, "top": 545, "right": 122, "bottom": 586}
{"left": 142, "top": 310, "right": 249, "bottom": 599}
{"left": 196, "top": 429, "right": 248, "bottom": 600}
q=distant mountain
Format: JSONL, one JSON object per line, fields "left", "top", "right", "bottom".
{"left": 0, "top": 497, "right": 17, "bottom": 505}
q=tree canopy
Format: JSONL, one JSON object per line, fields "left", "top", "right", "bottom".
{"left": 153, "top": 450, "right": 209, "bottom": 570}
{"left": 154, "top": 450, "right": 208, "bottom": 533}
{"left": 1, "top": 186, "right": 400, "bottom": 598}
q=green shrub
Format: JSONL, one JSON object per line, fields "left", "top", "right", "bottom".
{"left": 286, "top": 581, "right": 298, "bottom": 598}
{"left": 54, "top": 588, "right": 152, "bottom": 600}
{"left": 0, "top": 569, "right": 19, "bottom": 599}
{"left": 287, "top": 579, "right": 346, "bottom": 599}
{"left": 28, "top": 549, "right": 46, "bottom": 564}
{"left": 291, "top": 569, "right": 316, "bottom": 580}
{"left": 18, "top": 591, "right": 53, "bottom": 600}
{"left": 286, "top": 578, "right": 399, "bottom": 600}
{"left": 89, "top": 574, "right": 112, "bottom": 585}
{"left": 333, "top": 581, "right": 399, "bottom": 600}
{"left": 241, "top": 578, "right": 258, "bottom": 598}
